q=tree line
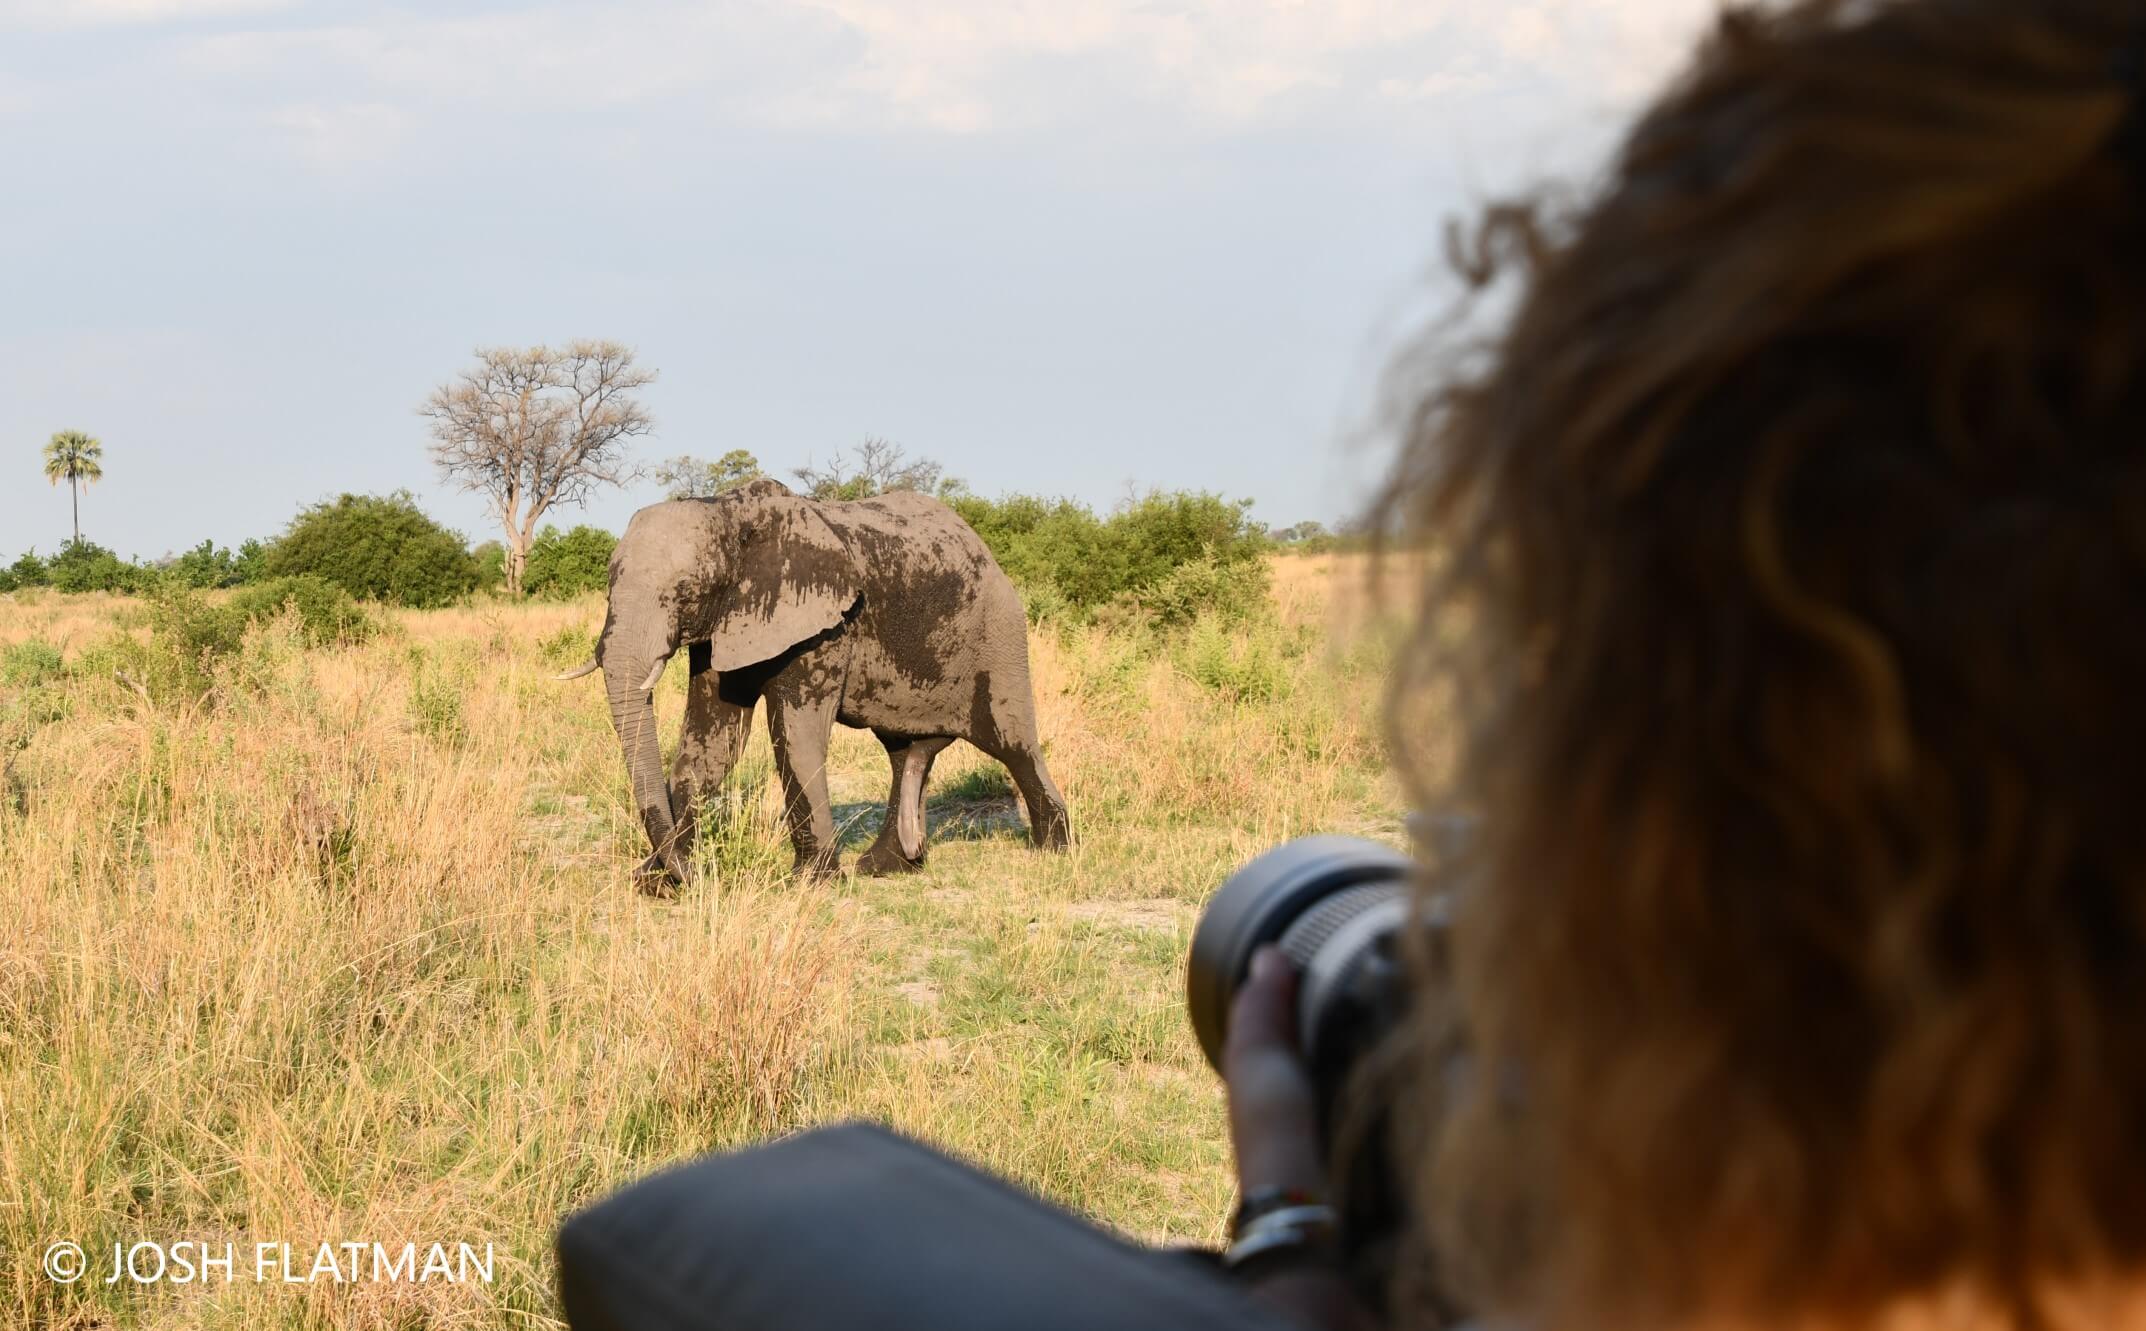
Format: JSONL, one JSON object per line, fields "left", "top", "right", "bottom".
{"left": 16, "top": 341, "right": 1345, "bottom": 615}
{"left": 4, "top": 471, "right": 1286, "bottom": 629}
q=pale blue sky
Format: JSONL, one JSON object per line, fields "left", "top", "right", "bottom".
{"left": 1, "top": 0, "right": 1716, "bottom": 561}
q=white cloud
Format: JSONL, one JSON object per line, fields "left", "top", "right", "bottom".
{"left": 7, "top": 0, "right": 1725, "bottom": 174}
{"left": 162, "top": 0, "right": 1722, "bottom": 128}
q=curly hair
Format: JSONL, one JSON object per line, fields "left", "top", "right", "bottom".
{"left": 1376, "top": 2, "right": 2146, "bottom": 1328}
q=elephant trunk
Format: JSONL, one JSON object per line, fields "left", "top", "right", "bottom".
{"left": 605, "top": 653, "right": 685, "bottom": 884}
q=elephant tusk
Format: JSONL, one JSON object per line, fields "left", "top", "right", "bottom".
{"left": 553, "top": 660, "right": 599, "bottom": 681}
{"left": 638, "top": 660, "right": 668, "bottom": 692}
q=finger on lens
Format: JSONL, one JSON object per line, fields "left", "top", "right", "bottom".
{"left": 1226, "top": 945, "right": 1299, "bottom": 1058}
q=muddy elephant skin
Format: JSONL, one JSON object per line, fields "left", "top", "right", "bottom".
{"left": 568, "top": 478, "right": 1071, "bottom": 888}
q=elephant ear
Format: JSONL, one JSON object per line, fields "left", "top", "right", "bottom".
{"left": 703, "top": 494, "right": 860, "bottom": 671}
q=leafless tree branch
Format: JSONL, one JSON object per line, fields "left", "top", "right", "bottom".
{"left": 420, "top": 340, "right": 655, "bottom": 594}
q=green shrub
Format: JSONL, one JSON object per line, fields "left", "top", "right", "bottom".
{"left": 4, "top": 551, "right": 47, "bottom": 591}
{"left": 234, "top": 538, "right": 269, "bottom": 584}
{"left": 1171, "top": 614, "right": 1300, "bottom": 704}
{"left": 263, "top": 491, "right": 479, "bottom": 607}
{"left": 165, "top": 540, "right": 254, "bottom": 589}
{"left": 90, "top": 579, "right": 378, "bottom": 705}
{"left": 229, "top": 576, "right": 379, "bottom": 647}
{"left": 1131, "top": 546, "right": 1272, "bottom": 629}
{"left": 950, "top": 494, "right": 1128, "bottom": 616}
{"left": 1018, "top": 581, "right": 1073, "bottom": 627}
{"left": 523, "top": 525, "right": 616, "bottom": 600}
{"left": 46, "top": 540, "right": 149, "bottom": 593}
{"left": 0, "top": 642, "right": 71, "bottom": 743}
{"left": 406, "top": 646, "right": 471, "bottom": 745}
{"left": 952, "top": 489, "right": 1271, "bottom": 627}
{"left": 1109, "top": 491, "right": 1267, "bottom": 592}
{"left": 538, "top": 624, "right": 597, "bottom": 669}
{"left": 472, "top": 541, "right": 507, "bottom": 593}
{"left": 128, "top": 585, "right": 248, "bottom": 698}
{"left": 0, "top": 641, "right": 65, "bottom": 687}
{"left": 1058, "top": 622, "right": 1151, "bottom": 710}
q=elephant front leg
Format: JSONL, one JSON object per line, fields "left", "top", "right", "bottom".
{"left": 763, "top": 682, "right": 842, "bottom": 880}
{"left": 857, "top": 736, "right": 952, "bottom": 876}
{"left": 668, "top": 646, "right": 757, "bottom": 872}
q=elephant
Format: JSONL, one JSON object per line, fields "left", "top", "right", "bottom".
{"left": 556, "top": 478, "right": 1071, "bottom": 888}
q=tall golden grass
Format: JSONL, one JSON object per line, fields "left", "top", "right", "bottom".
{"left": 0, "top": 554, "right": 1405, "bottom": 1329}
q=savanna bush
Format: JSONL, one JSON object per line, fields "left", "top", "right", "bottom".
{"left": 1170, "top": 613, "right": 1304, "bottom": 704}
{"left": 80, "top": 579, "right": 377, "bottom": 704}
{"left": 951, "top": 494, "right": 1126, "bottom": 614}
{"left": 95, "top": 585, "right": 249, "bottom": 699}
{"left": 164, "top": 538, "right": 266, "bottom": 589}
{"left": 264, "top": 491, "right": 479, "bottom": 607}
{"left": 1110, "top": 491, "right": 1268, "bottom": 592}
{"left": 0, "top": 642, "right": 70, "bottom": 749}
{"left": 230, "top": 575, "right": 378, "bottom": 647}
{"left": 523, "top": 525, "right": 616, "bottom": 600}
{"left": 0, "top": 640, "right": 65, "bottom": 687}
{"left": 538, "top": 624, "right": 597, "bottom": 669}
{"left": 44, "top": 540, "right": 150, "bottom": 594}
{"left": 406, "top": 645, "right": 472, "bottom": 745}
{"left": 472, "top": 540, "right": 507, "bottom": 593}
{"left": 0, "top": 551, "right": 37, "bottom": 593}
{"left": 1134, "top": 547, "right": 1273, "bottom": 630}
{"left": 951, "top": 489, "right": 1271, "bottom": 626}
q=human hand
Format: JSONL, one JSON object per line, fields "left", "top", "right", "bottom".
{"left": 1224, "top": 945, "right": 1327, "bottom": 1201}
{"left": 1222, "top": 946, "right": 1376, "bottom": 1330}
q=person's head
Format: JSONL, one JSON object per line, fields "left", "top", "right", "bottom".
{"left": 1379, "top": 2, "right": 2146, "bottom": 1328}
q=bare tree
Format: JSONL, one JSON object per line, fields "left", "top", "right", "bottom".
{"left": 422, "top": 340, "right": 655, "bottom": 595}
{"left": 792, "top": 437, "right": 961, "bottom": 501}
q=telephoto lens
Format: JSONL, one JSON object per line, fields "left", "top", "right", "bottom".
{"left": 1187, "top": 835, "right": 1421, "bottom": 1091}
{"left": 1188, "top": 821, "right": 1469, "bottom": 1316}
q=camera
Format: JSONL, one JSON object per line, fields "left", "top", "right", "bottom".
{"left": 557, "top": 825, "right": 1460, "bottom": 1330}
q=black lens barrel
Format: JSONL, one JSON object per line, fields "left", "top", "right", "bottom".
{"left": 1186, "top": 836, "right": 1418, "bottom": 1073}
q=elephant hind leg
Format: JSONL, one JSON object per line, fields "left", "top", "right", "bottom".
{"left": 998, "top": 741, "right": 1071, "bottom": 850}
{"left": 974, "top": 721, "right": 1070, "bottom": 850}
{"left": 967, "top": 665, "right": 1070, "bottom": 851}
{"left": 857, "top": 735, "right": 952, "bottom": 876}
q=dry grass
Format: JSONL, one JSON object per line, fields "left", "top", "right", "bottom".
{"left": 0, "top": 556, "right": 1406, "bottom": 1328}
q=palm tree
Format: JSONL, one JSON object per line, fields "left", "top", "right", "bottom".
{"left": 42, "top": 430, "right": 103, "bottom": 545}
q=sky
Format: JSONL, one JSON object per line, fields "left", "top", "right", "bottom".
{"left": 0, "top": 0, "right": 1721, "bottom": 561}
